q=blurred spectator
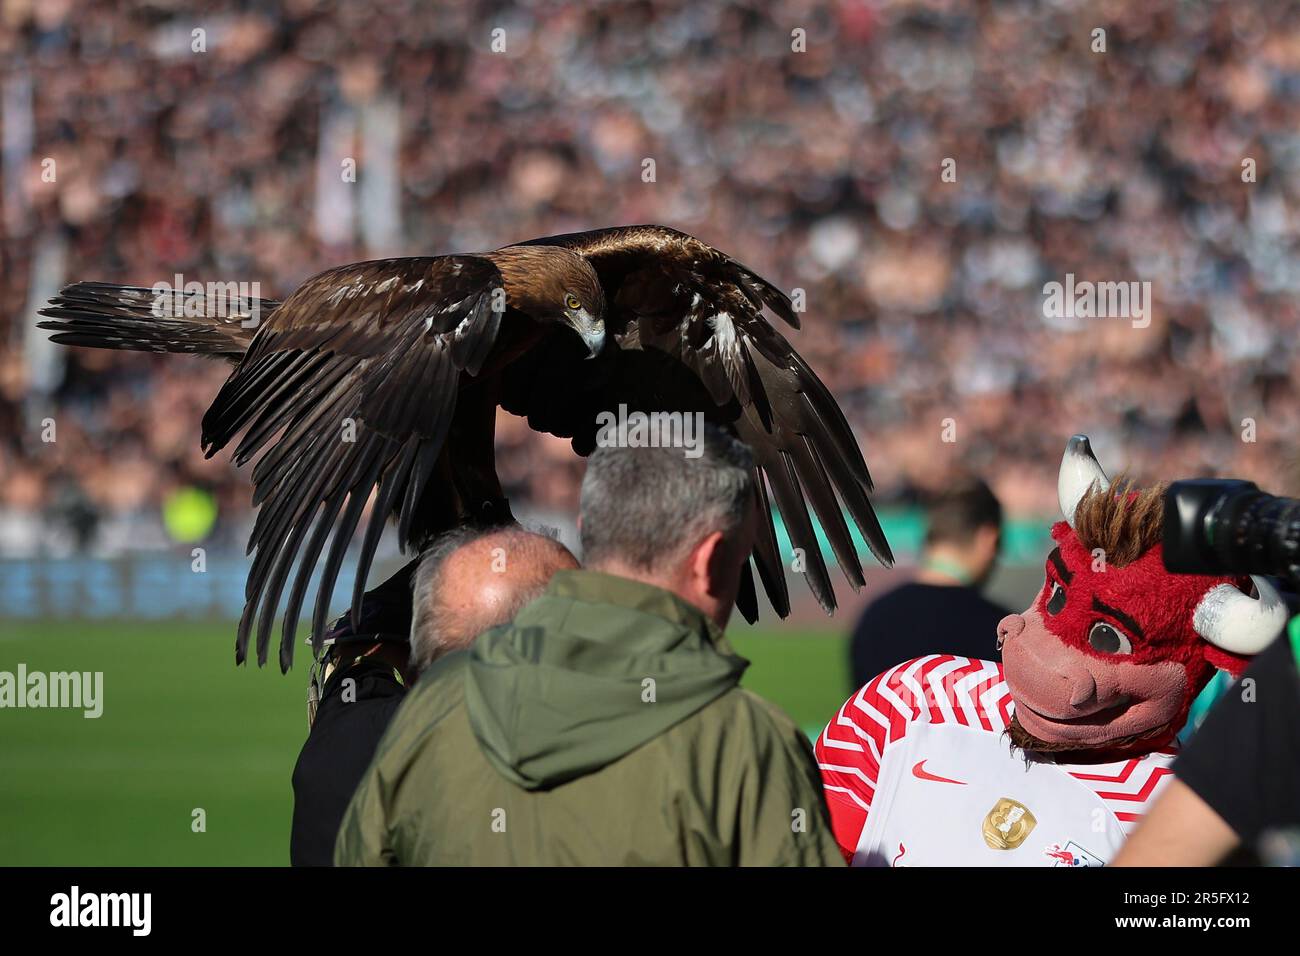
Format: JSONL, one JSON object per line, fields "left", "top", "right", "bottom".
{"left": 850, "top": 476, "right": 1006, "bottom": 686}
{"left": 3, "top": 1, "right": 1300, "bottom": 558}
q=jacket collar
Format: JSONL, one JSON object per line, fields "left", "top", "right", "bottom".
{"left": 542, "top": 569, "right": 725, "bottom": 645}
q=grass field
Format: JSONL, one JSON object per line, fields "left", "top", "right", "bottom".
{"left": 0, "top": 619, "right": 850, "bottom": 866}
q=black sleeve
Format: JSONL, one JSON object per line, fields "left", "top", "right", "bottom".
{"left": 1174, "top": 633, "right": 1300, "bottom": 845}
{"left": 290, "top": 659, "right": 406, "bottom": 866}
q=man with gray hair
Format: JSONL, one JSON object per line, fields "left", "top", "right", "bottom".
{"left": 335, "top": 424, "right": 844, "bottom": 866}
{"left": 291, "top": 524, "right": 576, "bottom": 866}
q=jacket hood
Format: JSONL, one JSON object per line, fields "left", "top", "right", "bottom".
{"left": 464, "top": 569, "right": 749, "bottom": 790}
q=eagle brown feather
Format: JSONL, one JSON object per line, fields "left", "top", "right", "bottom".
{"left": 38, "top": 224, "right": 892, "bottom": 670}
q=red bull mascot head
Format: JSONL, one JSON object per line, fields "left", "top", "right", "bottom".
{"left": 998, "top": 435, "right": 1285, "bottom": 760}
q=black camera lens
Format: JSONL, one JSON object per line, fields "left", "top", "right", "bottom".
{"left": 1164, "top": 479, "right": 1300, "bottom": 579}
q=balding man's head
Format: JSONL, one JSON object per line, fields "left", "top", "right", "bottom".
{"left": 409, "top": 526, "right": 578, "bottom": 674}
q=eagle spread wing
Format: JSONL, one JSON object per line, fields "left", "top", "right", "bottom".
{"left": 40, "top": 225, "right": 892, "bottom": 670}
{"left": 508, "top": 225, "right": 892, "bottom": 622}
{"left": 199, "top": 255, "right": 505, "bottom": 670}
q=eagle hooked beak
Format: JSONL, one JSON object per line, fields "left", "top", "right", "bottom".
{"left": 567, "top": 308, "right": 605, "bottom": 358}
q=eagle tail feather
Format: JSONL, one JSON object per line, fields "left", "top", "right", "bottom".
{"left": 38, "top": 282, "right": 275, "bottom": 360}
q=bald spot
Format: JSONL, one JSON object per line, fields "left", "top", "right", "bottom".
{"left": 434, "top": 529, "right": 578, "bottom": 649}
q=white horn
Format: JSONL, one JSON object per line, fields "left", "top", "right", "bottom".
{"left": 1058, "top": 434, "right": 1110, "bottom": 528}
{"left": 1193, "top": 575, "right": 1287, "bottom": 656}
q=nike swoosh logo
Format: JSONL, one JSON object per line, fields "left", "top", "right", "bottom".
{"left": 912, "top": 760, "right": 967, "bottom": 785}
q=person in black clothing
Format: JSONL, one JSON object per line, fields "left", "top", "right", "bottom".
{"left": 290, "top": 640, "right": 409, "bottom": 867}
{"left": 1115, "top": 625, "right": 1300, "bottom": 866}
{"left": 289, "top": 525, "right": 578, "bottom": 866}
{"left": 850, "top": 477, "right": 1007, "bottom": 687}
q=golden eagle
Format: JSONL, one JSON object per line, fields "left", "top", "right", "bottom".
{"left": 39, "top": 225, "right": 893, "bottom": 669}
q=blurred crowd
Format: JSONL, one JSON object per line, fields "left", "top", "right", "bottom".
{"left": 3, "top": 0, "right": 1300, "bottom": 556}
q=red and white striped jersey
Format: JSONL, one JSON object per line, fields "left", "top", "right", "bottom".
{"left": 816, "top": 655, "right": 1175, "bottom": 867}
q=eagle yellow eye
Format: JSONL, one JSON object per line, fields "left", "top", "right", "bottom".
{"left": 565, "top": 294, "right": 581, "bottom": 311}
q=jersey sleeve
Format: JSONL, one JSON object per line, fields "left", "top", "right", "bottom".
{"left": 815, "top": 658, "right": 930, "bottom": 861}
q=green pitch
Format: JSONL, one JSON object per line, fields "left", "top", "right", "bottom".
{"left": 0, "top": 620, "right": 850, "bottom": 865}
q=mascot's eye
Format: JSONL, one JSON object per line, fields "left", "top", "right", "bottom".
{"left": 1046, "top": 581, "right": 1066, "bottom": 615}
{"left": 1088, "top": 622, "right": 1132, "bottom": 656}
{"left": 565, "top": 294, "right": 581, "bottom": 310}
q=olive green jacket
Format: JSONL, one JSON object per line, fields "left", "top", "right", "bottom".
{"left": 334, "top": 570, "right": 844, "bottom": 866}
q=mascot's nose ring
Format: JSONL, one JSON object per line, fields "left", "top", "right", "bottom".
{"left": 996, "top": 614, "right": 1025, "bottom": 650}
